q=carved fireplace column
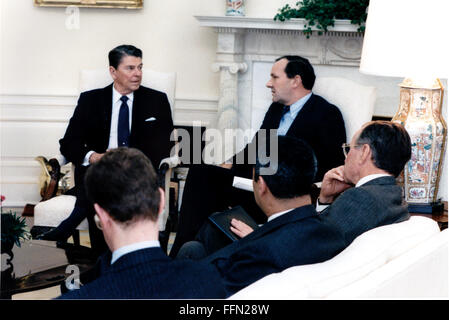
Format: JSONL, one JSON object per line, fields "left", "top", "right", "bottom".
{"left": 211, "top": 27, "right": 247, "bottom": 163}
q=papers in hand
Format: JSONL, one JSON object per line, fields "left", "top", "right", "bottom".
{"left": 232, "top": 176, "right": 254, "bottom": 192}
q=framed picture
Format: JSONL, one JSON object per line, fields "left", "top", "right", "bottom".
{"left": 34, "top": 0, "right": 143, "bottom": 9}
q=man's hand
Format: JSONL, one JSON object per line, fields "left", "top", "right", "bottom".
{"left": 319, "top": 166, "right": 352, "bottom": 203}
{"left": 89, "top": 152, "right": 105, "bottom": 164}
{"left": 219, "top": 163, "right": 233, "bottom": 170}
{"left": 230, "top": 219, "right": 254, "bottom": 238}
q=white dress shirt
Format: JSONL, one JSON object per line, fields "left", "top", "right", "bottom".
{"left": 111, "top": 240, "right": 160, "bottom": 265}
{"left": 277, "top": 92, "right": 312, "bottom": 136}
{"left": 82, "top": 86, "right": 134, "bottom": 166}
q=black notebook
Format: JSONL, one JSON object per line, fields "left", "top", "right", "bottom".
{"left": 208, "top": 206, "right": 260, "bottom": 242}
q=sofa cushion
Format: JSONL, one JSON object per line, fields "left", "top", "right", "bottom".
{"left": 229, "top": 216, "right": 440, "bottom": 299}
{"left": 327, "top": 228, "right": 448, "bottom": 298}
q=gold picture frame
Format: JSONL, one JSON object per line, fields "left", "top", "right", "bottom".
{"left": 34, "top": 0, "right": 143, "bottom": 9}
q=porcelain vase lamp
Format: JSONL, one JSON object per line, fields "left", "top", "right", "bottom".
{"left": 392, "top": 79, "right": 446, "bottom": 211}
{"left": 360, "top": 0, "right": 448, "bottom": 213}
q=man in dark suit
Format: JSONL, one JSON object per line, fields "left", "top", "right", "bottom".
{"left": 169, "top": 55, "right": 346, "bottom": 257}
{"left": 317, "top": 121, "right": 412, "bottom": 246}
{"left": 38, "top": 45, "right": 174, "bottom": 255}
{"left": 176, "top": 136, "right": 346, "bottom": 297}
{"left": 58, "top": 148, "right": 226, "bottom": 299}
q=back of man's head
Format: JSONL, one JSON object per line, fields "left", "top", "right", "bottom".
{"left": 276, "top": 55, "right": 316, "bottom": 90}
{"left": 255, "top": 135, "right": 317, "bottom": 199}
{"left": 108, "top": 44, "right": 142, "bottom": 69}
{"left": 357, "top": 121, "right": 412, "bottom": 177}
{"left": 85, "top": 147, "right": 160, "bottom": 224}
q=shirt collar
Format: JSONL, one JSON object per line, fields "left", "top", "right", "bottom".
{"left": 112, "top": 85, "right": 134, "bottom": 104}
{"left": 267, "top": 208, "right": 294, "bottom": 222}
{"left": 111, "top": 240, "right": 160, "bottom": 265}
{"left": 286, "top": 92, "right": 312, "bottom": 117}
{"left": 356, "top": 174, "right": 392, "bottom": 188}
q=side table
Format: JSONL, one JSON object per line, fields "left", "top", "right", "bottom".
{"left": 410, "top": 201, "right": 448, "bottom": 231}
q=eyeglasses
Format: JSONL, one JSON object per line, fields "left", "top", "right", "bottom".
{"left": 342, "top": 143, "right": 363, "bottom": 158}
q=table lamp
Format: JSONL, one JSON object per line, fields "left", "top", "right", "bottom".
{"left": 360, "top": 0, "right": 449, "bottom": 213}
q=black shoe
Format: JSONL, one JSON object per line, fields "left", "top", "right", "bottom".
{"left": 30, "top": 226, "right": 55, "bottom": 239}
{"left": 34, "top": 228, "right": 70, "bottom": 242}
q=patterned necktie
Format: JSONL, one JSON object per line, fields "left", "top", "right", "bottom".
{"left": 117, "top": 96, "right": 130, "bottom": 147}
{"left": 281, "top": 105, "right": 290, "bottom": 118}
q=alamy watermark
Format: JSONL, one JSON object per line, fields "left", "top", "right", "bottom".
{"left": 171, "top": 127, "right": 279, "bottom": 175}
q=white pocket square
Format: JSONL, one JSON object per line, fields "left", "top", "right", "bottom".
{"left": 145, "top": 117, "right": 156, "bottom": 122}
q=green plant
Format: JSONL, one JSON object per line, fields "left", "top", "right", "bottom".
{"left": 274, "top": 0, "right": 369, "bottom": 37}
{"left": 1, "top": 211, "right": 31, "bottom": 248}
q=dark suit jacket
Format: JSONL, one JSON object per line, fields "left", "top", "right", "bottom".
{"left": 233, "top": 94, "right": 346, "bottom": 181}
{"left": 203, "top": 205, "right": 346, "bottom": 296}
{"left": 58, "top": 247, "right": 226, "bottom": 299}
{"left": 60, "top": 84, "right": 174, "bottom": 189}
{"left": 321, "top": 176, "right": 410, "bottom": 246}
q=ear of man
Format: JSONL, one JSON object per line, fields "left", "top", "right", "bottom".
{"left": 157, "top": 187, "right": 165, "bottom": 218}
{"left": 109, "top": 66, "right": 117, "bottom": 80}
{"left": 254, "top": 176, "right": 269, "bottom": 198}
{"left": 359, "top": 144, "right": 373, "bottom": 166}
{"left": 94, "top": 203, "right": 110, "bottom": 230}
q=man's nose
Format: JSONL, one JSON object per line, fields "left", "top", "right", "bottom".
{"left": 266, "top": 80, "right": 272, "bottom": 88}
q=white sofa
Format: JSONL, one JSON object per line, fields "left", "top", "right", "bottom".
{"left": 230, "top": 216, "right": 448, "bottom": 299}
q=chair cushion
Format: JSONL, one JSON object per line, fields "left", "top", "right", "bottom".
{"left": 229, "top": 216, "right": 440, "bottom": 299}
{"left": 79, "top": 69, "right": 176, "bottom": 111}
{"left": 33, "top": 195, "right": 88, "bottom": 230}
{"left": 313, "top": 77, "right": 376, "bottom": 143}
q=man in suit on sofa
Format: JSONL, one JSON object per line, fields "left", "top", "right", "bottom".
{"left": 317, "top": 120, "right": 412, "bottom": 246}
{"left": 58, "top": 148, "right": 226, "bottom": 299}
{"left": 177, "top": 136, "right": 346, "bottom": 296}
{"left": 38, "top": 45, "right": 174, "bottom": 255}
{"left": 170, "top": 55, "right": 346, "bottom": 257}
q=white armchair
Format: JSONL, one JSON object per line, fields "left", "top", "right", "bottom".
{"left": 33, "top": 68, "right": 179, "bottom": 245}
{"left": 313, "top": 77, "right": 377, "bottom": 143}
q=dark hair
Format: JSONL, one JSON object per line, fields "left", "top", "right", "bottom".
{"left": 108, "top": 45, "right": 143, "bottom": 69}
{"left": 84, "top": 148, "right": 160, "bottom": 224}
{"left": 254, "top": 135, "right": 317, "bottom": 199}
{"left": 356, "top": 121, "right": 412, "bottom": 177}
{"left": 276, "top": 55, "right": 316, "bottom": 90}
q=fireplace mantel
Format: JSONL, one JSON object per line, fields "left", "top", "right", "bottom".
{"left": 195, "top": 15, "right": 362, "bottom": 35}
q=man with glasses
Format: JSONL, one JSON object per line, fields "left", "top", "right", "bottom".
{"left": 317, "top": 120, "right": 412, "bottom": 246}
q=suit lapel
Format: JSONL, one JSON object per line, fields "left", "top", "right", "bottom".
{"left": 130, "top": 86, "right": 141, "bottom": 137}
{"left": 286, "top": 93, "right": 316, "bottom": 135}
{"left": 102, "top": 84, "right": 113, "bottom": 146}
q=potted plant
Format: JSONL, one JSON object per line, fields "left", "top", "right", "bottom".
{"left": 1, "top": 211, "right": 31, "bottom": 258}
{"left": 274, "top": 0, "right": 369, "bottom": 37}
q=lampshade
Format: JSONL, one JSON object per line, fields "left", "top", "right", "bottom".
{"left": 360, "top": 0, "right": 449, "bottom": 80}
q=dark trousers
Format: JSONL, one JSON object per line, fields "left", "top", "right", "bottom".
{"left": 169, "top": 164, "right": 266, "bottom": 257}
{"left": 47, "top": 165, "right": 108, "bottom": 256}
